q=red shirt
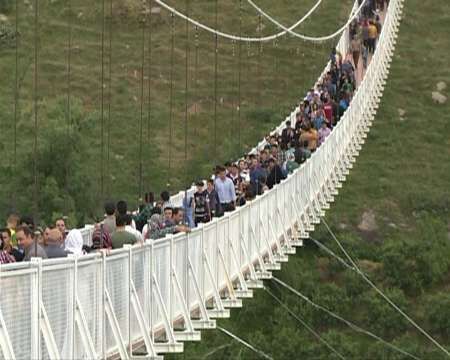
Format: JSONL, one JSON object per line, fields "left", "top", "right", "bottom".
{"left": 324, "top": 104, "right": 333, "bottom": 122}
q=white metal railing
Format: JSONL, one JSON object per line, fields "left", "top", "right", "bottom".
{"left": 0, "top": 0, "right": 403, "bottom": 358}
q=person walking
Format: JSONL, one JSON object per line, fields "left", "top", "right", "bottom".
{"left": 193, "top": 181, "right": 210, "bottom": 226}
{"left": 206, "top": 179, "right": 222, "bottom": 218}
{"left": 214, "top": 166, "right": 236, "bottom": 214}
{"left": 368, "top": 20, "right": 378, "bottom": 54}
{"left": 351, "top": 35, "right": 361, "bottom": 69}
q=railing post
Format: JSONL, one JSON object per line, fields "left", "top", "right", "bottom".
{"left": 30, "top": 258, "right": 42, "bottom": 360}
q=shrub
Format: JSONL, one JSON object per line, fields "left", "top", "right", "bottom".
{"left": 0, "top": 22, "right": 17, "bottom": 48}
{"left": 427, "top": 292, "right": 450, "bottom": 338}
{"left": 361, "top": 288, "right": 409, "bottom": 337}
{"left": 342, "top": 268, "right": 368, "bottom": 299}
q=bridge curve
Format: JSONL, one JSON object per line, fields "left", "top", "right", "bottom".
{"left": 0, "top": 0, "right": 404, "bottom": 359}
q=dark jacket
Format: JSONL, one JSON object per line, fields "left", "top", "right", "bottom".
{"left": 207, "top": 189, "right": 223, "bottom": 217}
{"left": 267, "top": 165, "right": 286, "bottom": 189}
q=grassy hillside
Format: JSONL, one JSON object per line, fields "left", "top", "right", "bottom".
{"left": 166, "top": 0, "right": 450, "bottom": 359}
{"left": 0, "top": 0, "right": 353, "bottom": 224}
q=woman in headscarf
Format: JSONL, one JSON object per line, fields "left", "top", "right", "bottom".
{"left": 145, "top": 214, "right": 163, "bottom": 240}
{"left": 64, "top": 229, "right": 84, "bottom": 255}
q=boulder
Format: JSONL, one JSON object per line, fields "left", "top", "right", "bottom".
{"left": 398, "top": 108, "right": 406, "bottom": 121}
{"left": 358, "top": 210, "right": 378, "bottom": 232}
{"left": 151, "top": 6, "right": 161, "bottom": 14}
{"left": 436, "top": 81, "right": 447, "bottom": 92}
{"left": 432, "top": 91, "right": 447, "bottom": 104}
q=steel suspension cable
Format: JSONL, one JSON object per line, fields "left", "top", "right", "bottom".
{"left": 213, "top": 0, "right": 218, "bottom": 165}
{"left": 106, "top": 0, "right": 113, "bottom": 197}
{"left": 242, "top": 40, "right": 251, "bottom": 155}
{"left": 152, "top": 0, "right": 323, "bottom": 43}
{"left": 193, "top": 25, "right": 199, "bottom": 139}
{"left": 146, "top": 0, "right": 152, "bottom": 188}
{"left": 167, "top": 12, "right": 175, "bottom": 190}
{"left": 100, "top": 0, "right": 106, "bottom": 203}
{"left": 64, "top": 0, "right": 73, "bottom": 215}
{"left": 183, "top": 0, "right": 189, "bottom": 195}
{"left": 12, "top": 0, "right": 19, "bottom": 210}
{"left": 272, "top": 38, "right": 277, "bottom": 117}
{"left": 230, "top": 39, "right": 236, "bottom": 147}
{"left": 277, "top": 36, "right": 283, "bottom": 119}
{"left": 138, "top": 14, "right": 146, "bottom": 203}
{"left": 256, "top": 13, "right": 262, "bottom": 106}
{"left": 309, "top": 237, "right": 354, "bottom": 271}
{"left": 264, "top": 288, "right": 346, "bottom": 360}
{"left": 246, "top": 0, "right": 367, "bottom": 42}
{"left": 217, "top": 326, "right": 274, "bottom": 360}
{"left": 321, "top": 219, "right": 450, "bottom": 358}
{"left": 272, "top": 277, "right": 421, "bottom": 360}
{"left": 32, "top": 0, "right": 39, "bottom": 222}
{"left": 237, "top": 0, "right": 242, "bottom": 156}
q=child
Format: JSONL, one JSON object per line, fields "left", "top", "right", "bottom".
{"left": 193, "top": 181, "right": 210, "bottom": 226}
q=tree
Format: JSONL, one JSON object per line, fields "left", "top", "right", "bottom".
{"left": 15, "top": 97, "right": 98, "bottom": 226}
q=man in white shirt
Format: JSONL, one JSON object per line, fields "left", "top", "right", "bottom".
{"left": 125, "top": 214, "right": 143, "bottom": 243}
{"left": 214, "top": 165, "right": 236, "bottom": 214}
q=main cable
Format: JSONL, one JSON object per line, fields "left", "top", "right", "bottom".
{"left": 321, "top": 219, "right": 450, "bottom": 358}
{"left": 217, "top": 326, "right": 274, "bottom": 360}
{"left": 153, "top": 0, "right": 322, "bottom": 43}
{"left": 264, "top": 288, "right": 346, "bottom": 360}
{"left": 246, "top": 0, "right": 366, "bottom": 42}
{"left": 272, "top": 277, "right": 421, "bottom": 360}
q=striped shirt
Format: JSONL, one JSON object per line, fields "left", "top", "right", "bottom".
{"left": 0, "top": 250, "right": 16, "bottom": 264}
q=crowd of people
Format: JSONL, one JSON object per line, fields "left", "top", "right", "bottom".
{"left": 0, "top": 2, "right": 384, "bottom": 264}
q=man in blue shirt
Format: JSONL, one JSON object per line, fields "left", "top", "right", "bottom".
{"left": 214, "top": 165, "right": 236, "bottom": 214}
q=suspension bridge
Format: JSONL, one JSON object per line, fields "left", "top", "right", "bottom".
{"left": 0, "top": 0, "right": 423, "bottom": 359}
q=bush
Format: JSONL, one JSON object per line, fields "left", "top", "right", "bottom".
{"left": 367, "top": 333, "right": 425, "bottom": 360}
{"left": 342, "top": 268, "right": 368, "bottom": 299}
{"left": 311, "top": 283, "right": 351, "bottom": 327}
{"left": 361, "top": 288, "right": 409, "bottom": 337}
{"left": 0, "top": 23, "right": 17, "bottom": 48}
{"left": 381, "top": 216, "right": 450, "bottom": 295}
{"left": 381, "top": 238, "right": 424, "bottom": 294}
{"left": 427, "top": 292, "right": 450, "bottom": 338}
